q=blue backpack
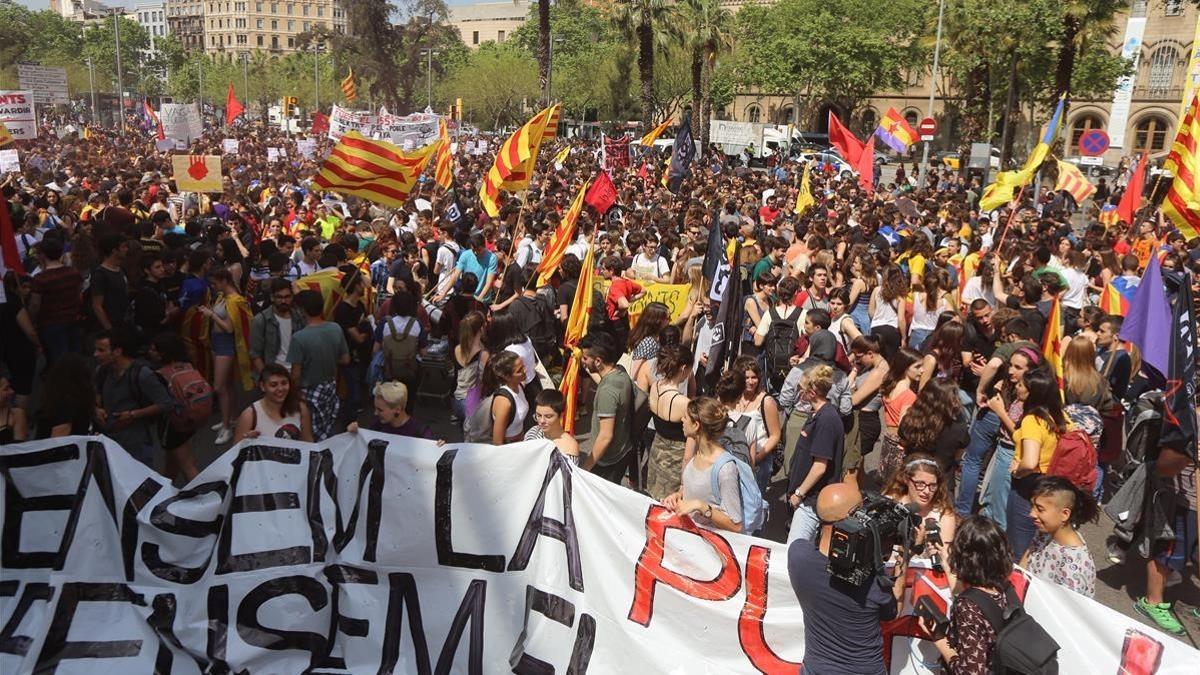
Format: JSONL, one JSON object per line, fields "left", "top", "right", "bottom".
{"left": 708, "top": 452, "right": 768, "bottom": 534}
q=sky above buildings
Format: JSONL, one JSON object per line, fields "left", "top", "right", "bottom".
{"left": 14, "top": 0, "right": 482, "bottom": 10}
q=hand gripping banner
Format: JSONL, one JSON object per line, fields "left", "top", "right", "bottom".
{"left": 0, "top": 434, "right": 1196, "bottom": 673}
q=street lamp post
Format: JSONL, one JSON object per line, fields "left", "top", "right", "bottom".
{"left": 547, "top": 34, "right": 563, "bottom": 105}
{"left": 313, "top": 47, "right": 321, "bottom": 114}
{"left": 112, "top": 9, "right": 125, "bottom": 137}
{"left": 85, "top": 57, "right": 97, "bottom": 124}
{"left": 917, "top": 0, "right": 945, "bottom": 190}
{"left": 241, "top": 53, "right": 250, "bottom": 112}
{"left": 421, "top": 48, "right": 439, "bottom": 111}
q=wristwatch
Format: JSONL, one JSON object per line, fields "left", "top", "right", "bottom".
{"left": 703, "top": 504, "right": 713, "bottom": 519}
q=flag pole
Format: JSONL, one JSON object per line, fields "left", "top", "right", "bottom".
{"left": 995, "top": 184, "right": 1027, "bottom": 252}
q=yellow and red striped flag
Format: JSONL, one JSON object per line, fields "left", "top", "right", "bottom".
{"left": 313, "top": 131, "right": 440, "bottom": 207}
{"left": 433, "top": 118, "right": 454, "bottom": 189}
{"left": 295, "top": 267, "right": 372, "bottom": 319}
{"left": 639, "top": 117, "right": 673, "bottom": 147}
{"left": 341, "top": 67, "right": 357, "bottom": 103}
{"left": 560, "top": 237, "right": 596, "bottom": 434}
{"left": 543, "top": 103, "right": 561, "bottom": 139}
{"left": 1161, "top": 93, "right": 1200, "bottom": 240}
{"left": 1098, "top": 282, "right": 1130, "bottom": 317}
{"left": 536, "top": 179, "right": 589, "bottom": 287}
{"left": 479, "top": 104, "right": 559, "bottom": 217}
{"left": 1055, "top": 160, "right": 1095, "bottom": 205}
{"left": 1042, "top": 296, "right": 1065, "bottom": 393}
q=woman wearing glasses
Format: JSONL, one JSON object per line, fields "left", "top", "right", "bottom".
{"left": 882, "top": 453, "right": 958, "bottom": 562}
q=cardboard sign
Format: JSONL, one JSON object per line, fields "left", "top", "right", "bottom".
{"left": 160, "top": 103, "right": 202, "bottom": 143}
{"left": 0, "top": 148, "right": 19, "bottom": 173}
{"left": 267, "top": 146, "right": 284, "bottom": 162}
{"left": 0, "top": 434, "right": 1195, "bottom": 674}
{"left": 171, "top": 154, "right": 222, "bottom": 192}
{"left": 297, "top": 139, "right": 316, "bottom": 158}
{"left": 222, "top": 138, "right": 239, "bottom": 154}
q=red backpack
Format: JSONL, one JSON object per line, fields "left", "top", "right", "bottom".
{"left": 1047, "top": 429, "right": 1098, "bottom": 492}
{"left": 158, "top": 363, "right": 214, "bottom": 432}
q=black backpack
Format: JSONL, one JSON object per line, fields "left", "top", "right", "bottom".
{"left": 960, "top": 585, "right": 1059, "bottom": 675}
{"left": 763, "top": 305, "right": 800, "bottom": 391}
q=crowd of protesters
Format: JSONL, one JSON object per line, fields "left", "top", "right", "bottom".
{"left": 0, "top": 110, "right": 1198, "bottom": 669}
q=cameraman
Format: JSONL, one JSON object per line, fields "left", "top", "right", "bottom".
{"left": 788, "top": 484, "right": 906, "bottom": 675}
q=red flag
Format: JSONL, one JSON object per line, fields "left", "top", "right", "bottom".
{"left": 637, "top": 163, "right": 650, "bottom": 179}
{"left": 311, "top": 112, "right": 330, "bottom": 136}
{"left": 1117, "top": 154, "right": 1147, "bottom": 225}
{"left": 0, "top": 200, "right": 26, "bottom": 276}
{"left": 828, "top": 111, "right": 866, "bottom": 166}
{"left": 857, "top": 134, "right": 876, "bottom": 194}
{"left": 225, "top": 84, "right": 244, "bottom": 126}
{"left": 585, "top": 171, "right": 617, "bottom": 214}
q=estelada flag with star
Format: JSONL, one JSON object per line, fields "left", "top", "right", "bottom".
{"left": 1041, "top": 296, "right": 1064, "bottom": 392}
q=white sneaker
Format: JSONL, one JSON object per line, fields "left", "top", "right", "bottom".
{"left": 1165, "top": 569, "right": 1183, "bottom": 588}
{"left": 1106, "top": 542, "right": 1127, "bottom": 565}
{"left": 214, "top": 426, "right": 233, "bottom": 444}
{"left": 211, "top": 420, "right": 225, "bottom": 431}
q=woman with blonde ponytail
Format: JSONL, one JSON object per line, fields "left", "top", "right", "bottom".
{"left": 663, "top": 397, "right": 746, "bottom": 533}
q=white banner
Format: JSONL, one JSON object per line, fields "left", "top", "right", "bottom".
{"left": 222, "top": 138, "right": 239, "bottom": 154}
{"left": 160, "top": 103, "right": 203, "bottom": 143}
{"left": 0, "top": 434, "right": 1196, "bottom": 674}
{"left": 16, "top": 63, "right": 69, "bottom": 106}
{"left": 267, "top": 146, "right": 285, "bottom": 162}
{"left": 328, "top": 105, "right": 442, "bottom": 147}
{"left": 297, "top": 139, "right": 316, "bottom": 159}
{"left": 0, "top": 90, "right": 37, "bottom": 141}
{"left": 1109, "top": 17, "right": 1147, "bottom": 149}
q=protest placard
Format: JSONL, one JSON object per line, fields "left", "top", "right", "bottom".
{"left": 1, "top": 433, "right": 1193, "bottom": 674}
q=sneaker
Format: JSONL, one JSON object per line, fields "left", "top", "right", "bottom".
{"left": 1106, "top": 541, "right": 1127, "bottom": 565}
{"left": 1166, "top": 569, "right": 1183, "bottom": 588}
{"left": 211, "top": 420, "right": 226, "bottom": 432}
{"left": 1134, "top": 597, "right": 1185, "bottom": 634}
{"left": 214, "top": 426, "right": 233, "bottom": 445}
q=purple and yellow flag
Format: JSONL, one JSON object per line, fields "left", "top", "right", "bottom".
{"left": 874, "top": 107, "right": 919, "bottom": 153}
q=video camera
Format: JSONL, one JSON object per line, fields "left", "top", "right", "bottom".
{"left": 827, "top": 492, "right": 921, "bottom": 586}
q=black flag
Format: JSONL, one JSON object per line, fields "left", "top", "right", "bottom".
{"left": 705, "top": 241, "right": 743, "bottom": 390}
{"left": 443, "top": 180, "right": 469, "bottom": 231}
{"left": 667, "top": 108, "right": 696, "bottom": 194}
{"left": 1160, "top": 268, "right": 1198, "bottom": 459}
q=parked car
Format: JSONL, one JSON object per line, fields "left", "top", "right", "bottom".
{"left": 935, "top": 147, "right": 1001, "bottom": 170}
{"left": 798, "top": 151, "right": 857, "bottom": 179}
{"left": 1063, "top": 156, "right": 1117, "bottom": 179}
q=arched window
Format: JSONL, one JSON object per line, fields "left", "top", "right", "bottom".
{"left": 1070, "top": 114, "right": 1104, "bottom": 152}
{"left": 860, "top": 108, "right": 878, "bottom": 134}
{"left": 746, "top": 104, "right": 761, "bottom": 123}
{"left": 1134, "top": 115, "right": 1172, "bottom": 153}
{"left": 1147, "top": 46, "right": 1178, "bottom": 96}
{"left": 779, "top": 105, "right": 795, "bottom": 124}
{"left": 904, "top": 109, "right": 920, "bottom": 128}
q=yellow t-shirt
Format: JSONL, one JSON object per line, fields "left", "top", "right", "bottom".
{"left": 1011, "top": 416, "right": 1059, "bottom": 474}
{"left": 908, "top": 253, "right": 927, "bottom": 281}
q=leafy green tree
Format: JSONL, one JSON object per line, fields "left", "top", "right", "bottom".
{"left": 437, "top": 42, "right": 539, "bottom": 130}
{"left": 611, "top": 0, "right": 681, "bottom": 124}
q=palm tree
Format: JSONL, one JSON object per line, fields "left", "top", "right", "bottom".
{"left": 611, "top": 0, "right": 679, "bottom": 125}
{"left": 538, "top": 0, "right": 551, "bottom": 105}
{"left": 682, "top": 0, "right": 732, "bottom": 147}
{"left": 1052, "top": 0, "right": 1123, "bottom": 117}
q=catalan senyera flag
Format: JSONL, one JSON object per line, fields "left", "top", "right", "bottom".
{"left": 1161, "top": 93, "right": 1200, "bottom": 240}
{"left": 1099, "top": 203, "right": 1120, "bottom": 227}
{"left": 560, "top": 238, "right": 597, "bottom": 434}
{"left": 225, "top": 292, "right": 255, "bottom": 391}
{"left": 313, "top": 131, "right": 440, "bottom": 207}
{"left": 1055, "top": 159, "right": 1096, "bottom": 205}
{"left": 874, "top": 107, "right": 919, "bottom": 153}
{"left": 1042, "top": 295, "right": 1065, "bottom": 393}
{"left": 795, "top": 162, "right": 815, "bottom": 215}
{"left": 1099, "top": 282, "right": 1130, "bottom": 317}
{"left": 536, "top": 179, "right": 589, "bottom": 287}
{"left": 433, "top": 119, "right": 454, "bottom": 189}
{"left": 341, "top": 67, "right": 358, "bottom": 103}
{"left": 295, "top": 267, "right": 371, "bottom": 320}
{"left": 543, "top": 103, "right": 561, "bottom": 139}
{"left": 981, "top": 95, "right": 1065, "bottom": 211}
{"left": 479, "top": 104, "right": 559, "bottom": 217}
{"left": 639, "top": 117, "right": 673, "bottom": 147}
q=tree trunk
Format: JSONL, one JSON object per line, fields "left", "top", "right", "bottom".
{"left": 999, "top": 50, "right": 1019, "bottom": 168}
{"left": 691, "top": 47, "right": 702, "bottom": 137}
{"left": 638, "top": 20, "right": 654, "bottom": 125}
{"left": 701, "top": 50, "right": 714, "bottom": 148}
{"left": 538, "top": 0, "right": 551, "bottom": 106}
{"left": 958, "top": 63, "right": 990, "bottom": 170}
{"left": 1055, "top": 14, "right": 1081, "bottom": 117}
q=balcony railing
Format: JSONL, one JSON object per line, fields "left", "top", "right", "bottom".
{"left": 1132, "top": 85, "right": 1183, "bottom": 100}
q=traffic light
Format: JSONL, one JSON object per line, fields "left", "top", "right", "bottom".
{"left": 282, "top": 96, "right": 298, "bottom": 118}
{"left": 455, "top": 97, "right": 463, "bottom": 121}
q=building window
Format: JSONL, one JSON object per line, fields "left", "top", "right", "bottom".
{"left": 317, "top": 6, "right": 323, "bottom": 16}
{"left": 271, "top": 19, "right": 277, "bottom": 29}
{"left": 272, "top": 35, "right": 279, "bottom": 49}
{"left": 303, "top": 21, "right": 309, "bottom": 30}
{"left": 302, "top": 3, "right": 308, "bottom": 15}
{"left": 287, "top": 36, "right": 294, "bottom": 47}
{"left": 904, "top": 109, "right": 920, "bottom": 128}
{"left": 287, "top": 3, "right": 293, "bottom": 14}
{"left": 287, "top": 19, "right": 294, "bottom": 30}
{"left": 1132, "top": 0, "right": 1147, "bottom": 17}
{"left": 1166, "top": 0, "right": 1183, "bottom": 15}
{"left": 1147, "top": 46, "right": 1179, "bottom": 96}
{"left": 237, "top": 34, "right": 247, "bottom": 44}
{"left": 256, "top": 18, "right": 262, "bottom": 28}
{"left": 860, "top": 108, "right": 877, "bottom": 134}
{"left": 498, "top": 30, "right": 505, "bottom": 42}
{"left": 258, "top": 34, "right": 264, "bottom": 45}
{"left": 271, "top": 3, "right": 277, "bottom": 12}
{"left": 746, "top": 104, "right": 761, "bottom": 123}
{"left": 1134, "top": 115, "right": 1171, "bottom": 153}
{"left": 256, "top": 2, "right": 262, "bottom": 10}
{"left": 472, "top": 30, "right": 479, "bottom": 44}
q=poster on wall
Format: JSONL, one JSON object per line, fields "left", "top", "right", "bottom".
{"left": 1108, "top": 17, "right": 1147, "bottom": 148}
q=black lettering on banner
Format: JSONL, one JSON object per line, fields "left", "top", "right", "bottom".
{"left": 0, "top": 581, "right": 53, "bottom": 656}
{"left": 121, "top": 478, "right": 163, "bottom": 581}
{"left": 307, "top": 441, "right": 386, "bottom": 563}
{"left": 378, "top": 573, "right": 487, "bottom": 675}
{"left": 207, "top": 584, "right": 248, "bottom": 675}
{"left": 511, "top": 585, "right": 574, "bottom": 675}
{"left": 322, "top": 564, "right": 377, "bottom": 671}
{"left": 216, "top": 444, "right": 310, "bottom": 574}
{"left": 435, "top": 449, "right": 505, "bottom": 572}
{"left": 568, "top": 614, "right": 596, "bottom": 675}
{"left": 145, "top": 593, "right": 180, "bottom": 674}
{"left": 235, "top": 575, "right": 332, "bottom": 671}
{"left": 0, "top": 441, "right": 119, "bottom": 570}
{"left": 34, "top": 582, "right": 146, "bottom": 672}
{"left": 141, "top": 480, "right": 229, "bottom": 583}
{"left": 507, "top": 451, "right": 584, "bottom": 591}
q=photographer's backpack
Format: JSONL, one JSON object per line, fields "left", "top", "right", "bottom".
{"left": 708, "top": 452, "right": 768, "bottom": 534}
{"left": 960, "top": 585, "right": 1059, "bottom": 675}
{"left": 763, "top": 306, "right": 800, "bottom": 392}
